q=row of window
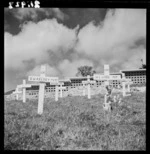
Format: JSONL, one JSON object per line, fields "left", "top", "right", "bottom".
{"left": 127, "top": 76, "right": 146, "bottom": 78}
{"left": 133, "top": 81, "right": 146, "bottom": 84}
{"left": 124, "top": 71, "right": 145, "bottom": 74}
{"left": 132, "top": 79, "right": 146, "bottom": 81}
{"left": 27, "top": 78, "right": 146, "bottom": 94}
{"left": 27, "top": 81, "right": 146, "bottom": 95}
{"left": 126, "top": 74, "right": 146, "bottom": 77}
{"left": 46, "top": 81, "right": 147, "bottom": 89}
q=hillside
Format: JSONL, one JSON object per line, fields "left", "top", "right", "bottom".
{"left": 4, "top": 91, "right": 146, "bottom": 150}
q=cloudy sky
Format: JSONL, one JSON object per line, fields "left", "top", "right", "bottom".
{"left": 4, "top": 8, "right": 146, "bottom": 92}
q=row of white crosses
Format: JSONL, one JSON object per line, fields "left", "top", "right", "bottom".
{"left": 12, "top": 65, "right": 69, "bottom": 115}
{"left": 13, "top": 82, "right": 40, "bottom": 101}
{"left": 12, "top": 64, "right": 133, "bottom": 114}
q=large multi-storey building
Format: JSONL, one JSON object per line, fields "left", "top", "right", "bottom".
{"left": 120, "top": 69, "right": 146, "bottom": 84}
{"left": 6, "top": 68, "right": 146, "bottom": 97}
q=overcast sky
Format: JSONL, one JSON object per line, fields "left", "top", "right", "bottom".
{"left": 4, "top": 8, "right": 146, "bottom": 92}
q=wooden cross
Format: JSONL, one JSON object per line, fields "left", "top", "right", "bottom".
{"left": 59, "top": 78, "right": 71, "bottom": 96}
{"left": 58, "top": 82, "right": 66, "bottom": 98}
{"left": 28, "top": 65, "right": 58, "bottom": 114}
{"left": 93, "top": 64, "right": 121, "bottom": 111}
{"left": 17, "top": 80, "right": 31, "bottom": 103}
{"left": 126, "top": 79, "right": 133, "bottom": 92}
{"left": 120, "top": 73, "right": 132, "bottom": 96}
{"left": 82, "top": 82, "right": 86, "bottom": 96}
{"left": 50, "top": 82, "right": 66, "bottom": 101}
{"left": 13, "top": 86, "right": 22, "bottom": 100}
{"left": 55, "top": 83, "right": 59, "bottom": 101}
{"left": 93, "top": 64, "right": 132, "bottom": 98}
{"left": 93, "top": 64, "right": 121, "bottom": 85}
{"left": 82, "top": 75, "right": 96, "bottom": 99}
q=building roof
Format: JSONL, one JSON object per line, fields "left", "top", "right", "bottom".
{"left": 5, "top": 89, "right": 15, "bottom": 95}
{"left": 110, "top": 72, "right": 121, "bottom": 75}
{"left": 69, "top": 76, "right": 89, "bottom": 79}
{"left": 68, "top": 73, "right": 122, "bottom": 79}
{"left": 121, "top": 69, "right": 146, "bottom": 72}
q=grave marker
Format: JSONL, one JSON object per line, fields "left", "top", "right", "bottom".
{"left": 17, "top": 80, "right": 31, "bottom": 103}
{"left": 28, "top": 65, "right": 58, "bottom": 114}
{"left": 13, "top": 87, "right": 22, "bottom": 100}
{"left": 82, "top": 75, "right": 96, "bottom": 99}
{"left": 93, "top": 65, "right": 121, "bottom": 81}
{"left": 126, "top": 80, "right": 133, "bottom": 92}
{"left": 55, "top": 84, "right": 59, "bottom": 101}
{"left": 49, "top": 82, "right": 59, "bottom": 101}
{"left": 58, "top": 83, "right": 66, "bottom": 98}
{"left": 93, "top": 65, "right": 121, "bottom": 111}
{"left": 93, "top": 65, "right": 132, "bottom": 97}
{"left": 120, "top": 73, "right": 132, "bottom": 96}
{"left": 50, "top": 82, "right": 66, "bottom": 101}
{"left": 82, "top": 83, "right": 86, "bottom": 96}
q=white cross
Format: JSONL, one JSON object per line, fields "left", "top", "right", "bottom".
{"left": 126, "top": 80, "right": 133, "bottom": 92}
{"left": 13, "top": 87, "right": 22, "bottom": 100}
{"left": 93, "top": 64, "right": 132, "bottom": 98}
{"left": 93, "top": 64, "right": 121, "bottom": 84}
{"left": 28, "top": 65, "right": 58, "bottom": 114}
{"left": 82, "top": 75, "right": 96, "bottom": 99}
{"left": 120, "top": 73, "right": 132, "bottom": 96}
{"left": 82, "top": 82, "right": 86, "bottom": 96}
{"left": 93, "top": 64, "right": 121, "bottom": 106}
{"left": 58, "top": 82, "right": 66, "bottom": 98}
{"left": 58, "top": 79, "right": 71, "bottom": 97}
{"left": 50, "top": 82, "right": 66, "bottom": 101}
{"left": 17, "top": 80, "right": 31, "bottom": 103}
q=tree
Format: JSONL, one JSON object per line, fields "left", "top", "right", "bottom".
{"left": 142, "top": 64, "right": 146, "bottom": 69}
{"left": 139, "top": 64, "right": 146, "bottom": 69}
{"left": 76, "top": 66, "right": 96, "bottom": 77}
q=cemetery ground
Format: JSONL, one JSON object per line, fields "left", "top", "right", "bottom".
{"left": 4, "top": 91, "right": 146, "bottom": 150}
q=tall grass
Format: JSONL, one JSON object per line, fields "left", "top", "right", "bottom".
{"left": 4, "top": 92, "right": 146, "bottom": 150}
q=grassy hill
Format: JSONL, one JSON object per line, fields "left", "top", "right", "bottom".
{"left": 4, "top": 92, "right": 146, "bottom": 150}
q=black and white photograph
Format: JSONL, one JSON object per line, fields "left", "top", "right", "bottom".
{"left": 4, "top": 2, "right": 146, "bottom": 150}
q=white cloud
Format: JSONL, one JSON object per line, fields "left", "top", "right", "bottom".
{"left": 76, "top": 9, "right": 146, "bottom": 71}
{"left": 5, "top": 18, "right": 78, "bottom": 70}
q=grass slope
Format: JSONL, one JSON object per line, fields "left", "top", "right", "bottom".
{"left": 4, "top": 92, "right": 146, "bottom": 150}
